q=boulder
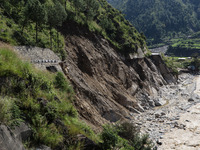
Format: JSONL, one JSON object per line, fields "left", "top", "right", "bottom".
{"left": 149, "top": 99, "right": 155, "bottom": 107}
{"left": 36, "top": 145, "right": 51, "bottom": 150}
{"left": 154, "top": 98, "right": 166, "bottom": 106}
{"left": 188, "top": 94, "right": 200, "bottom": 102}
{"left": 155, "top": 113, "right": 160, "bottom": 118}
{"left": 0, "top": 125, "right": 26, "bottom": 150}
{"left": 13, "top": 122, "right": 32, "bottom": 142}
{"left": 156, "top": 140, "right": 162, "bottom": 145}
{"left": 188, "top": 98, "right": 194, "bottom": 102}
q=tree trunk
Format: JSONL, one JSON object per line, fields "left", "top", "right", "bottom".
{"left": 65, "top": 0, "right": 67, "bottom": 11}
{"left": 36, "top": 22, "right": 38, "bottom": 44}
{"left": 21, "top": 19, "right": 27, "bottom": 34}
{"left": 57, "top": 30, "right": 59, "bottom": 49}
{"left": 49, "top": 25, "right": 52, "bottom": 49}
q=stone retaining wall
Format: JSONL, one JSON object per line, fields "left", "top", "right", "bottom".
{"left": 14, "top": 46, "right": 62, "bottom": 72}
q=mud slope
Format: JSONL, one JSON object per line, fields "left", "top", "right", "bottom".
{"left": 60, "top": 22, "right": 177, "bottom": 129}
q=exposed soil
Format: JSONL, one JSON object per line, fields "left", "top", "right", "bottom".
{"left": 61, "top": 24, "right": 177, "bottom": 130}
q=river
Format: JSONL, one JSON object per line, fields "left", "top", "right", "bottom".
{"left": 133, "top": 73, "right": 200, "bottom": 150}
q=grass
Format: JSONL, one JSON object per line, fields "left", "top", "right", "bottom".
{"left": 163, "top": 56, "right": 192, "bottom": 69}
{"left": 0, "top": 45, "right": 155, "bottom": 149}
{"left": 171, "top": 38, "right": 200, "bottom": 49}
{"left": 64, "top": 0, "right": 147, "bottom": 54}
{"left": 0, "top": 10, "right": 66, "bottom": 60}
{"left": 0, "top": 46, "right": 96, "bottom": 148}
{"left": 100, "top": 122, "right": 153, "bottom": 150}
{"left": 0, "top": 96, "right": 13, "bottom": 125}
{"left": 149, "top": 32, "right": 200, "bottom": 51}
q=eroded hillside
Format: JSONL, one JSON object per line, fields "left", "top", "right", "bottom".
{"left": 60, "top": 22, "right": 177, "bottom": 130}
{"left": 0, "top": 0, "right": 180, "bottom": 149}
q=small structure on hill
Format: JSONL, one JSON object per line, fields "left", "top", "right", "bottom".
{"left": 14, "top": 46, "right": 62, "bottom": 72}
{"left": 178, "top": 58, "right": 186, "bottom": 61}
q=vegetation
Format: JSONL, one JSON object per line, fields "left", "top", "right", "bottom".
{"left": 62, "top": 0, "right": 147, "bottom": 54}
{"left": 0, "top": 0, "right": 153, "bottom": 149}
{"left": 166, "top": 34, "right": 200, "bottom": 57}
{"left": 190, "top": 53, "right": 200, "bottom": 71}
{"left": 0, "top": 46, "right": 153, "bottom": 149}
{"left": 100, "top": 122, "right": 153, "bottom": 150}
{"left": 0, "top": 0, "right": 147, "bottom": 56}
{"left": 0, "top": 46, "right": 92, "bottom": 148}
{"left": 161, "top": 53, "right": 200, "bottom": 74}
{"left": 108, "top": 0, "right": 200, "bottom": 45}
{"left": 0, "top": 0, "right": 66, "bottom": 60}
{"left": 0, "top": 96, "right": 13, "bottom": 125}
{"left": 161, "top": 54, "right": 179, "bottom": 76}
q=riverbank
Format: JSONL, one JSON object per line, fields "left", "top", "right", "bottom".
{"left": 132, "top": 73, "right": 200, "bottom": 149}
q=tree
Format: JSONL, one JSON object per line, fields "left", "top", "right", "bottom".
{"left": 47, "top": 0, "right": 67, "bottom": 49}
{"left": 73, "top": 0, "right": 86, "bottom": 16}
{"left": 1, "top": 0, "right": 26, "bottom": 24}
{"left": 54, "top": 72, "right": 68, "bottom": 91}
{"left": 85, "top": 0, "right": 99, "bottom": 20}
{"left": 24, "top": 0, "right": 47, "bottom": 43}
{"left": 191, "top": 53, "right": 200, "bottom": 71}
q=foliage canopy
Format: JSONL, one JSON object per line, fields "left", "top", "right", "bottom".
{"left": 0, "top": 0, "right": 147, "bottom": 55}
{"left": 108, "top": 0, "right": 200, "bottom": 45}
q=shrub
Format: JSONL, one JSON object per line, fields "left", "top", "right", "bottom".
{"left": 54, "top": 72, "right": 68, "bottom": 91}
{"left": 100, "top": 122, "right": 153, "bottom": 150}
{"left": 0, "top": 96, "right": 13, "bottom": 125}
{"left": 0, "top": 48, "right": 96, "bottom": 149}
{"left": 116, "top": 122, "right": 153, "bottom": 150}
{"left": 10, "top": 102, "right": 24, "bottom": 126}
{"left": 117, "top": 122, "right": 139, "bottom": 142}
{"left": 32, "top": 114, "right": 63, "bottom": 148}
{"left": 0, "top": 96, "right": 23, "bottom": 126}
{"left": 101, "top": 124, "right": 119, "bottom": 150}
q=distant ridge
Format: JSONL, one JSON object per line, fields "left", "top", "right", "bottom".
{"left": 107, "top": 0, "right": 200, "bottom": 45}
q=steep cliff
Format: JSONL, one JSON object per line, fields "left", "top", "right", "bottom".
{"left": 60, "top": 22, "right": 177, "bottom": 130}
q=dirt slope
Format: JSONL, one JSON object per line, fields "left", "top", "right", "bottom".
{"left": 60, "top": 22, "right": 177, "bottom": 130}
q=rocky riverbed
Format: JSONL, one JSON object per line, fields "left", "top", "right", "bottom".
{"left": 132, "top": 73, "right": 200, "bottom": 150}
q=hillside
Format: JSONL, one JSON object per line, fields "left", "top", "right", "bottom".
{"left": 165, "top": 31, "right": 200, "bottom": 56}
{"left": 61, "top": 20, "right": 177, "bottom": 127}
{"left": 0, "top": 0, "right": 147, "bottom": 56}
{"left": 0, "top": 0, "right": 179, "bottom": 149}
{"left": 107, "top": 0, "right": 200, "bottom": 45}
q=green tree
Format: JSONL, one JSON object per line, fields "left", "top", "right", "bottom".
{"left": 54, "top": 72, "right": 68, "bottom": 91}
{"left": 99, "top": 17, "right": 115, "bottom": 34}
{"left": 85, "top": 0, "right": 99, "bottom": 20}
{"left": 47, "top": 0, "right": 67, "bottom": 50}
{"left": 191, "top": 53, "right": 200, "bottom": 71}
{"left": 108, "top": 0, "right": 200, "bottom": 45}
{"left": 101, "top": 125, "right": 119, "bottom": 150}
{"left": 73, "top": 0, "right": 85, "bottom": 13}
{"left": 24, "top": 0, "right": 47, "bottom": 43}
{"left": 0, "top": 0, "right": 26, "bottom": 24}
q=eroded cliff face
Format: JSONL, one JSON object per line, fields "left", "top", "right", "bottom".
{"left": 60, "top": 22, "right": 176, "bottom": 130}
